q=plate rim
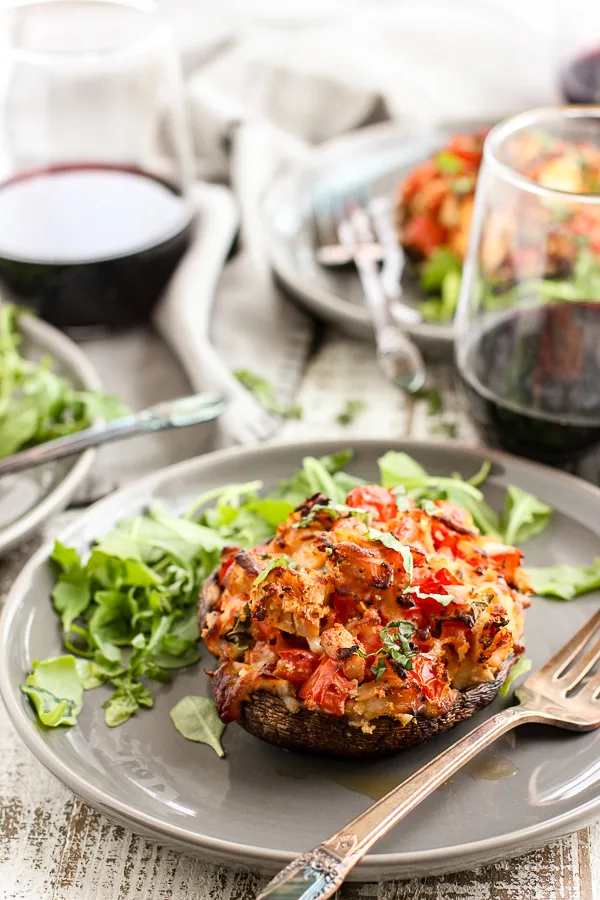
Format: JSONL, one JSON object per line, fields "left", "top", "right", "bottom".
{"left": 0, "top": 314, "right": 99, "bottom": 555}
{"left": 2, "top": 436, "right": 600, "bottom": 875}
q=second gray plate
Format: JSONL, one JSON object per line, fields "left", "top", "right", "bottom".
{"left": 1, "top": 439, "right": 600, "bottom": 880}
{"left": 262, "top": 121, "right": 490, "bottom": 355}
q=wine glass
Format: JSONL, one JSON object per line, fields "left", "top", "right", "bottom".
{"left": 0, "top": 0, "right": 195, "bottom": 334}
{"left": 455, "top": 107, "right": 600, "bottom": 467}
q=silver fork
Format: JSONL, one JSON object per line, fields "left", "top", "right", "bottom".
{"left": 315, "top": 192, "right": 426, "bottom": 393}
{"left": 256, "top": 608, "right": 600, "bottom": 900}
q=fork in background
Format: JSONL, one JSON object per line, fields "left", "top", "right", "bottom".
{"left": 314, "top": 190, "right": 426, "bottom": 393}
{"left": 257, "top": 608, "right": 600, "bottom": 900}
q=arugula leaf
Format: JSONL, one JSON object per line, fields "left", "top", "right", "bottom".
{"left": 365, "top": 528, "right": 413, "bottom": 583}
{"left": 502, "top": 486, "right": 552, "bottom": 546}
{"left": 20, "top": 656, "right": 83, "bottom": 727}
{"left": 234, "top": 369, "right": 301, "bottom": 420}
{"left": 103, "top": 681, "right": 153, "bottom": 727}
{"left": 336, "top": 399, "right": 366, "bottom": 426}
{"left": 499, "top": 656, "right": 532, "bottom": 697}
{"left": 253, "top": 556, "right": 292, "bottom": 586}
{"left": 468, "top": 460, "right": 492, "bottom": 487}
{"left": 169, "top": 696, "right": 226, "bottom": 757}
{"left": 379, "top": 451, "right": 428, "bottom": 485}
{"left": 50, "top": 542, "right": 91, "bottom": 635}
{"left": 75, "top": 658, "right": 110, "bottom": 690}
{"left": 526, "top": 558, "right": 600, "bottom": 600}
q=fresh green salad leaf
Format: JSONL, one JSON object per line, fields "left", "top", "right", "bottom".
{"left": 378, "top": 451, "right": 501, "bottom": 538}
{"left": 0, "top": 304, "right": 127, "bottom": 458}
{"left": 169, "top": 696, "right": 226, "bottom": 756}
{"left": 419, "top": 248, "right": 462, "bottom": 294}
{"left": 502, "top": 486, "right": 552, "bottom": 546}
{"left": 499, "top": 656, "right": 532, "bottom": 697}
{"left": 526, "top": 558, "right": 600, "bottom": 600}
{"left": 20, "top": 656, "right": 83, "bottom": 727}
{"left": 234, "top": 368, "right": 301, "bottom": 420}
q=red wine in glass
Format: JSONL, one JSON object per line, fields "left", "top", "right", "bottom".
{"left": 0, "top": 163, "right": 193, "bottom": 333}
{"left": 459, "top": 302, "right": 600, "bottom": 465}
{"left": 562, "top": 48, "right": 600, "bottom": 103}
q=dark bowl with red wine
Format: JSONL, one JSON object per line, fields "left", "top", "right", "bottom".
{"left": 0, "top": 164, "right": 193, "bottom": 333}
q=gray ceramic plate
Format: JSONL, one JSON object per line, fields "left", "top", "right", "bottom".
{"left": 0, "top": 314, "right": 98, "bottom": 554}
{"left": 262, "top": 121, "right": 491, "bottom": 356}
{"left": 1, "top": 439, "right": 600, "bottom": 881}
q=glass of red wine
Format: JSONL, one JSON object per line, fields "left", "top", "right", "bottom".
{"left": 455, "top": 107, "right": 600, "bottom": 468}
{"left": 0, "top": 0, "right": 195, "bottom": 334}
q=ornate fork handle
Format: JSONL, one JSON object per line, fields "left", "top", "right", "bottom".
{"left": 257, "top": 705, "right": 547, "bottom": 900}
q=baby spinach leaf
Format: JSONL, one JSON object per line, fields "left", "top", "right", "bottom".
{"left": 170, "top": 696, "right": 226, "bottom": 756}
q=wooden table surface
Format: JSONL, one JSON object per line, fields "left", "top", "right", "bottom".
{"left": 1, "top": 328, "right": 599, "bottom": 900}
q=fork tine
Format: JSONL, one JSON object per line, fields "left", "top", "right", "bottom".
{"left": 561, "top": 636, "right": 600, "bottom": 692}
{"left": 578, "top": 665, "right": 600, "bottom": 703}
{"left": 535, "top": 609, "right": 600, "bottom": 682}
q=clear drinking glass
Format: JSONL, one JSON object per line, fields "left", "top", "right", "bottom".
{"left": 0, "top": 0, "right": 195, "bottom": 333}
{"left": 455, "top": 107, "right": 600, "bottom": 466}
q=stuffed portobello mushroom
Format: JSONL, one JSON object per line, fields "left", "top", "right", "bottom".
{"left": 200, "top": 485, "right": 531, "bottom": 758}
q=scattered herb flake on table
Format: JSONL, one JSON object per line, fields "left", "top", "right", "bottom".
{"left": 233, "top": 368, "right": 302, "bottom": 419}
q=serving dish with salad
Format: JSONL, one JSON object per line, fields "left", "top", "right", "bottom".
{"left": 2, "top": 438, "right": 600, "bottom": 878}
{"left": 0, "top": 303, "right": 124, "bottom": 553}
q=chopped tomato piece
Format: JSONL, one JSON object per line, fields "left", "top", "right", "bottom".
{"left": 431, "top": 521, "right": 459, "bottom": 555}
{"left": 409, "top": 655, "right": 449, "bottom": 704}
{"left": 433, "top": 500, "right": 474, "bottom": 531}
{"left": 447, "top": 134, "right": 485, "bottom": 166}
{"left": 403, "top": 215, "right": 447, "bottom": 257}
{"left": 333, "top": 591, "right": 359, "bottom": 625}
{"left": 401, "top": 160, "right": 437, "bottom": 198}
{"left": 346, "top": 484, "right": 398, "bottom": 523}
{"left": 274, "top": 649, "right": 320, "bottom": 686}
{"left": 218, "top": 551, "right": 238, "bottom": 583}
{"left": 299, "top": 657, "right": 356, "bottom": 716}
{"left": 488, "top": 547, "right": 522, "bottom": 583}
{"left": 410, "top": 567, "right": 460, "bottom": 614}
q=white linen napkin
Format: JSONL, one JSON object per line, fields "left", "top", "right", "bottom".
{"left": 155, "top": 0, "right": 562, "bottom": 446}
{"left": 154, "top": 44, "right": 386, "bottom": 444}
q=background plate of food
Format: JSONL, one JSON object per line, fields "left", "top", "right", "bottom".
{"left": 262, "top": 120, "right": 494, "bottom": 355}
{"left": 2, "top": 438, "right": 600, "bottom": 880}
{"left": 0, "top": 305, "right": 119, "bottom": 554}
